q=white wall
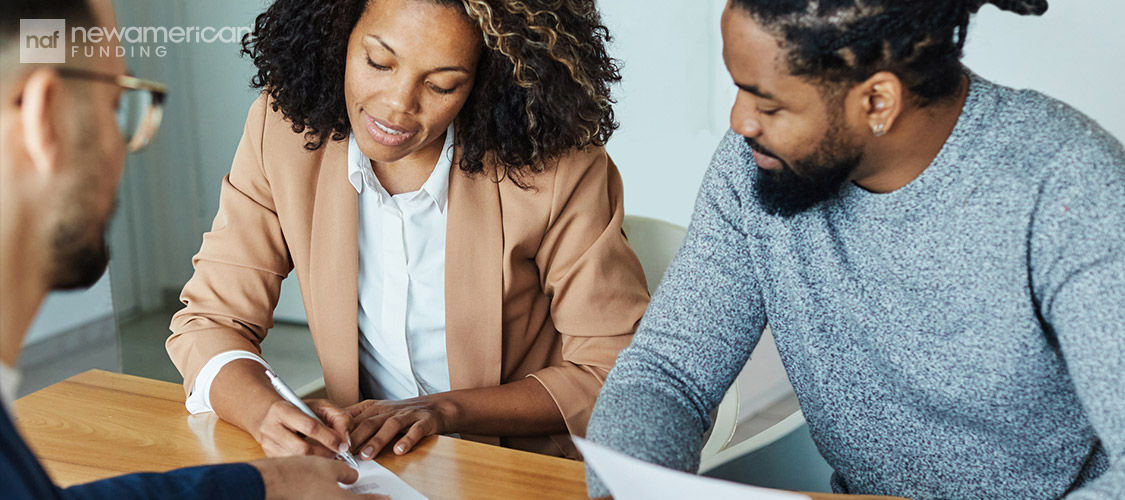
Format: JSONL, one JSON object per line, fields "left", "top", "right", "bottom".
{"left": 600, "top": 2, "right": 733, "bottom": 228}
{"left": 963, "top": 3, "right": 1125, "bottom": 142}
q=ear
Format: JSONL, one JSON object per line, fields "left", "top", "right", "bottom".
{"left": 19, "top": 67, "right": 64, "bottom": 177}
{"left": 856, "top": 71, "right": 903, "bottom": 138}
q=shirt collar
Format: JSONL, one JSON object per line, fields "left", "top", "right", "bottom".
{"left": 346, "top": 123, "right": 455, "bottom": 213}
{"left": 0, "top": 362, "right": 20, "bottom": 415}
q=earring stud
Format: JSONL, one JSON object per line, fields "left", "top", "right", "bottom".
{"left": 873, "top": 123, "right": 886, "bottom": 137}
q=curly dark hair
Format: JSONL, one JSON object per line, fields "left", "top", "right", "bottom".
{"left": 240, "top": 0, "right": 621, "bottom": 183}
{"left": 730, "top": 0, "right": 1048, "bottom": 106}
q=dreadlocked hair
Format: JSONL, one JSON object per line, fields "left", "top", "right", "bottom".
{"left": 241, "top": 0, "right": 621, "bottom": 186}
{"left": 730, "top": 0, "right": 1048, "bottom": 106}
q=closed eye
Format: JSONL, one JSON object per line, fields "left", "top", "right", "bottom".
{"left": 428, "top": 83, "right": 455, "bottom": 95}
{"left": 367, "top": 58, "right": 391, "bottom": 71}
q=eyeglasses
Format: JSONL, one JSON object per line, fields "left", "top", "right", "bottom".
{"left": 55, "top": 67, "right": 167, "bottom": 153}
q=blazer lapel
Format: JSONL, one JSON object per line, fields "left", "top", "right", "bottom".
{"left": 308, "top": 140, "right": 361, "bottom": 405}
{"left": 445, "top": 168, "right": 504, "bottom": 394}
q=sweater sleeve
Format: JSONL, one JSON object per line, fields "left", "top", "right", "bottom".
{"left": 584, "top": 131, "right": 768, "bottom": 498}
{"left": 1030, "top": 132, "right": 1125, "bottom": 500}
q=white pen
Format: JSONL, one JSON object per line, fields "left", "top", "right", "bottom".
{"left": 265, "top": 369, "right": 360, "bottom": 469}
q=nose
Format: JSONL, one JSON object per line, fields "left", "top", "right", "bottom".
{"left": 385, "top": 75, "right": 421, "bottom": 115}
{"left": 730, "top": 94, "right": 762, "bottom": 138}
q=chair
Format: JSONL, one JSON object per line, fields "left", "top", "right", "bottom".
{"left": 620, "top": 215, "right": 739, "bottom": 461}
{"left": 698, "top": 410, "right": 834, "bottom": 493}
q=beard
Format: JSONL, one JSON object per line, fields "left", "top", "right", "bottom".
{"left": 747, "top": 117, "right": 863, "bottom": 217}
{"left": 48, "top": 207, "right": 112, "bottom": 290}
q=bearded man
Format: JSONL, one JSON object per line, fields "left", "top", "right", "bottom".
{"left": 585, "top": 1, "right": 1124, "bottom": 499}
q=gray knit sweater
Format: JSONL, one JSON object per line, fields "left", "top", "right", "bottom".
{"left": 586, "top": 72, "right": 1125, "bottom": 499}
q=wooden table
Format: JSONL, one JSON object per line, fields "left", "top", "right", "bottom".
{"left": 14, "top": 370, "right": 893, "bottom": 499}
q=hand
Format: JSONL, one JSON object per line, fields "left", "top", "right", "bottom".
{"left": 253, "top": 398, "right": 354, "bottom": 458}
{"left": 251, "top": 455, "right": 388, "bottom": 500}
{"left": 345, "top": 397, "right": 453, "bottom": 460}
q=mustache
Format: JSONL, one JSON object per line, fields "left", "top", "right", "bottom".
{"left": 743, "top": 136, "right": 780, "bottom": 160}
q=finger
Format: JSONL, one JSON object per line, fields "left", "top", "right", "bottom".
{"left": 311, "top": 400, "right": 355, "bottom": 439}
{"left": 278, "top": 405, "right": 347, "bottom": 455}
{"left": 259, "top": 437, "right": 288, "bottom": 458}
{"left": 349, "top": 414, "right": 392, "bottom": 454}
{"left": 343, "top": 400, "right": 375, "bottom": 418}
{"left": 392, "top": 420, "right": 432, "bottom": 455}
{"left": 330, "top": 459, "right": 361, "bottom": 485}
{"left": 358, "top": 416, "right": 407, "bottom": 460}
{"left": 305, "top": 435, "right": 339, "bottom": 458}
{"left": 263, "top": 428, "right": 332, "bottom": 458}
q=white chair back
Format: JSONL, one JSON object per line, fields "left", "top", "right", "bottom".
{"left": 620, "top": 215, "right": 687, "bottom": 295}
{"left": 699, "top": 411, "right": 834, "bottom": 492}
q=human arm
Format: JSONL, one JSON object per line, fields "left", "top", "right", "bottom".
{"left": 165, "top": 95, "right": 348, "bottom": 458}
{"left": 1030, "top": 136, "right": 1125, "bottom": 500}
{"left": 181, "top": 350, "right": 352, "bottom": 458}
{"left": 583, "top": 131, "right": 768, "bottom": 498}
{"left": 52, "top": 463, "right": 264, "bottom": 500}
{"left": 57, "top": 457, "right": 386, "bottom": 500}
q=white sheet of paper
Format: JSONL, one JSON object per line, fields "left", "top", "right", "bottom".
{"left": 575, "top": 437, "right": 811, "bottom": 500}
{"left": 340, "top": 459, "right": 429, "bottom": 499}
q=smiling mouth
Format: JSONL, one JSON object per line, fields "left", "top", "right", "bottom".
{"left": 374, "top": 120, "right": 406, "bottom": 136}
{"left": 364, "top": 112, "right": 416, "bottom": 147}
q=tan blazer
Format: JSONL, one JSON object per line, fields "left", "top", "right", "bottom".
{"left": 167, "top": 95, "right": 650, "bottom": 458}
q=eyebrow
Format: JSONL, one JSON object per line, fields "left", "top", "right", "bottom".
{"left": 366, "top": 34, "right": 472, "bottom": 74}
{"left": 735, "top": 82, "right": 777, "bottom": 101}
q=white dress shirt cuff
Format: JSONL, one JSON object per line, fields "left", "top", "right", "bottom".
{"left": 185, "top": 350, "right": 272, "bottom": 415}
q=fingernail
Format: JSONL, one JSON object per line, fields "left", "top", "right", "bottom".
{"left": 395, "top": 444, "right": 406, "bottom": 454}
{"left": 338, "top": 443, "right": 349, "bottom": 454}
{"left": 362, "top": 446, "right": 374, "bottom": 458}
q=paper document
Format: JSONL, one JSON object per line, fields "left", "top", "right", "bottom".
{"left": 340, "top": 459, "right": 429, "bottom": 499}
{"left": 575, "top": 437, "right": 810, "bottom": 500}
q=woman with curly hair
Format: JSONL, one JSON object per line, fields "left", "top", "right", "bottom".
{"left": 165, "top": 0, "right": 648, "bottom": 461}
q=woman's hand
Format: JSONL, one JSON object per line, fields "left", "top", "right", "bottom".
{"left": 345, "top": 397, "right": 456, "bottom": 460}
{"left": 344, "top": 379, "right": 567, "bottom": 460}
{"left": 255, "top": 398, "right": 354, "bottom": 458}
{"left": 210, "top": 359, "right": 357, "bottom": 459}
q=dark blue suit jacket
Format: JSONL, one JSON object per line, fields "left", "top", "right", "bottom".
{"left": 1, "top": 406, "right": 265, "bottom": 500}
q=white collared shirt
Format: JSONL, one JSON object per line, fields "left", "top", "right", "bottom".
{"left": 350, "top": 125, "right": 453, "bottom": 400}
{"left": 185, "top": 125, "right": 454, "bottom": 412}
{"left": 1, "top": 362, "right": 21, "bottom": 416}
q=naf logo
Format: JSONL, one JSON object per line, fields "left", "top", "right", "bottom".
{"left": 20, "top": 19, "right": 66, "bottom": 63}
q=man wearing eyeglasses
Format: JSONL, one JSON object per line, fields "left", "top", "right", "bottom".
{"left": 0, "top": 1, "right": 386, "bottom": 499}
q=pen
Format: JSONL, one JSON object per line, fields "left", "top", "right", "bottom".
{"left": 265, "top": 369, "right": 360, "bottom": 469}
